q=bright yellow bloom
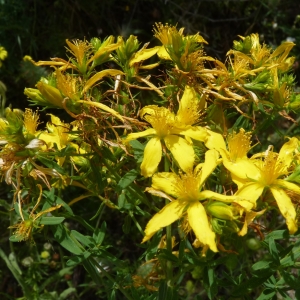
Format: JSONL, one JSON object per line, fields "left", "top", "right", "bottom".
{"left": 124, "top": 86, "right": 208, "bottom": 177}
{"left": 142, "top": 149, "right": 245, "bottom": 253}
{"left": 0, "top": 46, "right": 8, "bottom": 67}
{"left": 222, "top": 137, "right": 299, "bottom": 234}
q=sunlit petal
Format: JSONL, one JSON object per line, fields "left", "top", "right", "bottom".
{"left": 141, "top": 137, "right": 162, "bottom": 177}
{"left": 164, "top": 135, "right": 195, "bottom": 173}
{"left": 277, "top": 179, "right": 300, "bottom": 194}
{"left": 142, "top": 200, "right": 185, "bottom": 242}
{"left": 187, "top": 202, "right": 217, "bottom": 252}
{"left": 157, "top": 46, "right": 172, "bottom": 60}
{"left": 277, "top": 137, "right": 298, "bottom": 167}
{"left": 151, "top": 172, "right": 180, "bottom": 198}
{"left": 270, "top": 187, "right": 298, "bottom": 234}
{"left": 174, "top": 126, "right": 208, "bottom": 142}
{"left": 124, "top": 128, "right": 156, "bottom": 143}
{"left": 238, "top": 209, "right": 266, "bottom": 236}
{"left": 221, "top": 149, "right": 262, "bottom": 180}
{"left": 199, "top": 149, "right": 220, "bottom": 186}
{"left": 235, "top": 182, "right": 264, "bottom": 204}
{"left": 205, "top": 130, "right": 226, "bottom": 151}
{"left": 199, "top": 190, "right": 238, "bottom": 203}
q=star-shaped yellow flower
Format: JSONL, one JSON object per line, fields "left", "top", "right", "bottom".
{"left": 124, "top": 86, "right": 208, "bottom": 177}
{"left": 142, "top": 149, "right": 248, "bottom": 253}
{"left": 221, "top": 137, "right": 299, "bottom": 234}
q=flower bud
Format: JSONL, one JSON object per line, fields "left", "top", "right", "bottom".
{"left": 36, "top": 82, "right": 64, "bottom": 108}
{"left": 206, "top": 202, "right": 234, "bottom": 220}
{"left": 40, "top": 251, "right": 50, "bottom": 259}
{"left": 22, "top": 256, "right": 34, "bottom": 267}
{"left": 24, "top": 88, "right": 46, "bottom": 105}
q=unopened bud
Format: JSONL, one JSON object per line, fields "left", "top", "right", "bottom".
{"left": 207, "top": 202, "right": 234, "bottom": 220}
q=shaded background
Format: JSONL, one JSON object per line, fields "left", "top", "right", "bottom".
{"left": 1, "top": 0, "right": 300, "bottom": 109}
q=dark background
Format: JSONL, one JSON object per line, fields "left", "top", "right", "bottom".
{"left": 1, "top": 0, "right": 300, "bottom": 109}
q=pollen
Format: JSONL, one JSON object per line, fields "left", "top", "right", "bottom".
{"left": 262, "top": 150, "right": 287, "bottom": 185}
{"left": 153, "top": 23, "right": 180, "bottom": 46}
{"left": 228, "top": 128, "right": 252, "bottom": 162}
{"left": 141, "top": 106, "right": 175, "bottom": 139}
{"left": 23, "top": 109, "right": 40, "bottom": 135}
{"left": 173, "top": 173, "right": 201, "bottom": 202}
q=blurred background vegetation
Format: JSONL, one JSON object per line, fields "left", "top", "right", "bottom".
{"left": 0, "top": 0, "right": 300, "bottom": 299}
{"left": 1, "top": 0, "right": 300, "bottom": 109}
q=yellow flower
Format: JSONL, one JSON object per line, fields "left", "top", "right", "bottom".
{"left": 9, "top": 185, "right": 62, "bottom": 242}
{"left": 142, "top": 149, "right": 244, "bottom": 253}
{"left": 23, "top": 108, "right": 41, "bottom": 141}
{"left": 124, "top": 87, "right": 208, "bottom": 177}
{"left": 222, "top": 137, "right": 299, "bottom": 234}
{"left": 0, "top": 46, "right": 8, "bottom": 67}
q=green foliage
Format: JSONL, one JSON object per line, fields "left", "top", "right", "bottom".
{"left": 1, "top": 2, "right": 300, "bottom": 298}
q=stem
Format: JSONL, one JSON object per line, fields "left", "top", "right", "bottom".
{"left": 129, "top": 211, "right": 144, "bottom": 236}
{"left": 0, "top": 247, "right": 32, "bottom": 299}
{"left": 165, "top": 220, "right": 173, "bottom": 284}
{"left": 164, "top": 154, "right": 173, "bottom": 285}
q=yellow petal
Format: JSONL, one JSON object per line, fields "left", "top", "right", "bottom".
{"left": 205, "top": 130, "right": 226, "bottom": 151}
{"left": 175, "top": 126, "right": 208, "bottom": 142}
{"left": 141, "top": 137, "right": 162, "bottom": 177}
{"left": 238, "top": 209, "right": 266, "bottom": 236}
{"left": 36, "top": 82, "right": 64, "bottom": 108}
{"left": 199, "top": 190, "right": 238, "bottom": 203}
{"left": 276, "top": 179, "right": 300, "bottom": 194}
{"left": 88, "top": 40, "right": 122, "bottom": 65}
{"left": 270, "top": 187, "right": 298, "bottom": 234}
{"left": 124, "top": 128, "right": 156, "bottom": 143}
{"left": 277, "top": 137, "right": 298, "bottom": 167}
{"left": 157, "top": 46, "right": 172, "bottom": 60}
{"left": 176, "top": 86, "right": 198, "bottom": 124}
{"left": 164, "top": 135, "right": 194, "bottom": 173}
{"left": 187, "top": 202, "right": 217, "bottom": 252}
{"left": 199, "top": 149, "right": 220, "bottom": 185}
{"left": 221, "top": 149, "right": 261, "bottom": 181}
{"left": 145, "top": 187, "right": 175, "bottom": 202}
{"left": 129, "top": 46, "right": 159, "bottom": 66}
{"left": 235, "top": 182, "right": 264, "bottom": 203}
{"left": 83, "top": 69, "right": 124, "bottom": 93}
{"left": 151, "top": 172, "right": 180, "bottom": 198}
{"left": 142, "top": 200, "right": 184, "bottom": 243}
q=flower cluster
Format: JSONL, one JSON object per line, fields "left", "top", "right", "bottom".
{"left": 2, "top": 24, "right": 300, "bottom": 260}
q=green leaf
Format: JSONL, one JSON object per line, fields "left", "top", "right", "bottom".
{"left": 71, "top": 230, "right": 94, "bottom": 248}
{"left": 37, "top": 155, "right": 66, "bottom": 175}
{"left": 157, "top": 249, "right": 178, "bottom": 263}
{"left": 52, "top": 224, "right": 83, "bottom": 255}
{"left": 280, "top": 239, "right": 300, "bottom": 267}
{"left": 117, "top": 169, "right": 138, "bottom": 192}
{"left": 129, "top": 140, "right": 145, "bottom": 163}
{"left": 9, "top": 235, "right": 24, "bottom": 242}
{"left": 257, "top": 288, "right": 276, "bottom": 300}
{"left": 252, "top": 259, "right": 273, "bottom": 272}
{"left": 268, "top": 238, "right": 280, "bottom": 264}
{"left": 40, "top": 216, "right": 65, "bottom": 225}
{"left": 59, "top": 287, "right": 76, "bottom": 300}
{"left": 0, "top": 199, "right": 11, "bottom": 210}
{"left": 93, "top": 222, "right": 106, "bottom": 245}
{"left": 158, "top": 280, "right": 177, "bottom": 300}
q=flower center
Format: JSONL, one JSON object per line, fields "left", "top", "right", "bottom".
{"left": 261, "top": 149, "right": 287, "bottom": 185}
{"left": 173, "top": 173, "right": 201, "bottom": 203}
{"left": 228, "top": 128, "right": 251, "bottom": 162}
{"left": 143, "top": 107, "right": 175, "bottom": 139}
